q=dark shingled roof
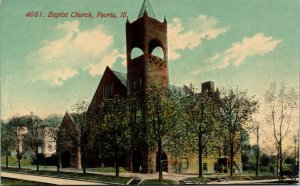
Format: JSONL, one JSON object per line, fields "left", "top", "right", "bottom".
{"left": 112, "top": 70, "right": 127, "bottom": 87}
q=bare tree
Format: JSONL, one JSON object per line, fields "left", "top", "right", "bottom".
{"left": 218, "top": 88, "right": 259, "bottom": 176}
{"left": 264, "top": 83, "right": 298, "bottom": 178}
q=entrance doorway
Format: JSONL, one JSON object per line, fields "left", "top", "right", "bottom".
{"left": 61, "top": 151, "right": 71, "bottom": 168}
{"left": 132, "top": 151, "right": 142, "bottom": 172}
{"left": 156, "top": 152, "right": 168, "bottom": 172}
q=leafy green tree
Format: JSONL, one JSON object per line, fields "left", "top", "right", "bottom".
{"left": 181, "top": 84, "right": 220, "bottom": 177}
{"left": 264, "top": 83, "right": 298, "bottom": 177}
{"left": 8, "top": 116, "right": 26, "bottom": 170}
{"left": 23, "top": 114, "right": 46, "bottom": 171}
{"left": 260, "top": 153, "right": 270, "bottom": 166}
{"left": 218, "top": 88, "right": 259, "bottom": 176}
{"left": 100, "top": 96, "right": 131, "bottom": 177}
{"left": 145, "top": 85, "right": 182, "bottom": 181}
{"left": 285, "top": 156, "right": 296, "bottom": 165}
{"left": 1, "top": 120, "right": 15, "bottom": 168}
{"left": 71, "top": 99, "right": 89, "bottom": 175}
{"left": 43, "top": 114, "right": 63, "bottom": 171}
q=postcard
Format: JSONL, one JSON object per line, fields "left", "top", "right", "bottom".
{"left": 1, "top": 0, "right": 299, "bottom": 185}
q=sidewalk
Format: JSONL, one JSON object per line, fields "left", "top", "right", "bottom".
{"left": 208, "top": 178, "right": 298, "bottom": 184}
{"left": 1, "top": 172, "right": 106, "bottom": 185}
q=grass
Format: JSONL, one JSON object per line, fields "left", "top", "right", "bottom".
{"left": 183, "top": 177, "right": 212, "bottom": 184}
{"left": 140, "top": 179, "right": 178, "bottom": 185}
{"left": 1, "top": 156, "right": 32, "bottom": 166}
{"left": 2, "top": 167, "right": 131, "bottom": 184}
{"left": 87, "top": 167, "right": 128, "bottom": 173}
{"left": 1, "top": 177, "right": 53, "bottom": 185}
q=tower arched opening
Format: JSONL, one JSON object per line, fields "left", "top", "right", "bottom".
{"left": 151, "top": 46, "right": 164, "bottom": 59}
{"left": 149, "top": 39, "right": 165, "bottom": 59}
{"left": 131, "top": 47, "right": 144, "bottom": 60}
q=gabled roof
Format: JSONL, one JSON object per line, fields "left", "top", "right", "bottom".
{"left": 59, "top": 112, "right": 77, "bottom": 132}
{"left": 112, "top": 70, "right": 127, "bottom": 87}
{"left": 137, "top": 0, "right": 156, "bottom": 19}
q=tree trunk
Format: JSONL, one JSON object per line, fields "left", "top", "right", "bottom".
{"left": 17, "top": 146, "right": 21, "bottom": 170}
{"left": 5, "top": 151, "right": 9, "bottom": 168}
{"left": 255, "top": 126, "right": 259, "bottom": 177}
{"left": 158, "top": 141, "right": 163, "bottom": 181}
{"left": 56, "top": 140, "right": 60, "bottom": 172}
{"left": 230, "top": 141, "right": 234, "bottom": 176}
{"left": 81, "top": 142, "right": 86, "bottom": 175}
{"left": 279, "top": 141, "right": 283, "bottom": 178}
{"left": 198, "top": 136, "right": 203, "bottom": 178}
{"left": 56, "top": 148, "right": 60, "bottom": 172}
{"left": 115, "top": 145, "right": 119, "bottom": 177}
{"left": 37, "top": 147, "right": 39, "bottom": 171}
{"left": 276, "top": 153, "right": 279, "bottom": 175}
{"left": 255, "top": 147, "right": 259, "bottom": 176}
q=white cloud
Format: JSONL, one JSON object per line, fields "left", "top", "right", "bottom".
{"left": 40, "top": 68, "right": 78, "bottom": 86}
{"left": 168, "top": 15, "right": 227, "bottom": 60}
{"left": 192, "top": 33, "right": 282, "bottom": 74}
{"left": 27, "top": 20, "right": 125, "bottom": 85}
{"left": 88, "top": 49, "right": 125, "bottom": 76}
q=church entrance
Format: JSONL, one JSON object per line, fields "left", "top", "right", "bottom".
{"left": 156, "top": 152, "right": 168, "bottom": 172}
{"left": 61, "top": 151, "right": 71, "bottom": 168}
{"left": 132, "top": 151, "right": 142, "bottom": 172}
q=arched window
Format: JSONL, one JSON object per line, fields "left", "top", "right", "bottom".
{"left": 131, "top": 47, "right": 144, "bottom": 59}
{"left": 149, "top": 39, "right": 165, "bottom": 59}
{"left": 151, "top": 46, "right": 164, "bottom": 59}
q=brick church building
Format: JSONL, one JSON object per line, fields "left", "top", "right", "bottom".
{"left": 57, "top": 0, "right": 243, "bottom": 174}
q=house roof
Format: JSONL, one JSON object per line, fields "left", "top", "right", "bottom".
{"left": 112, "top": 70, "right": 127, "bottom": 87}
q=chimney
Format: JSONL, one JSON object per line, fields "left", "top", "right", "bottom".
{"left": 201, "top": 81, "right": 215, "bottom": 93}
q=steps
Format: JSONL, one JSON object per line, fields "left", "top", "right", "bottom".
{"left": 128, "top": 178, "right": 142, "bottom": 185}
{"left": 181, "top": 180, "right": 197, "bottom": 185}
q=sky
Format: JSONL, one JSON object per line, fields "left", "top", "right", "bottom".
{"left": 0, "top": 0, "right": 299, "bottom": 150}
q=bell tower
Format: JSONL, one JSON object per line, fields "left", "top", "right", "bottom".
{"left": 125, "top": 0, "right": 169, "bottom": 173}
{"left": 126, "top": 0, "right": 168, "bottom": 97}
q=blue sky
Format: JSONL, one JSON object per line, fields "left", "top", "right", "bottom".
{"left": 1, "top": 0, "right": 299, "bottom": 121}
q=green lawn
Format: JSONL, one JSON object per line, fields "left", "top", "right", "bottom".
{"left": 87, "top": 167, "right": 128, "bottom": 173}
{"left": 140, "top": 179, "right": 178, "bottom": 185}
{"left": 1, "top": 156, "right": 32, "bottom": 166}
{"left": 2, "top": 167, "right": 131, "bottom": 184}
{"left": 1, "top": 177, "right": 53, "bottom": 185}
{"left": 183, "top": 177, "right": 212, "bottom": 184}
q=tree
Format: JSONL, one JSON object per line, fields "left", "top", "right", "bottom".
{"left": 252, "top": 121, "right": 267, "bottom": 176}
{"left": 218, "top": 88, "right": 259, "bottom": 176}
{"left": 43, "top": 115, "right": 63, "bottom": 171}
{"left": 1, "top": 120, "right": 15, "bottom": 168}
{"left": 181, "top": 84, "right": 220, "bottom": 177}
{"left": 260, "top": 153, "right": 270, "bottom": 166}
{"left": 145, "top": 85, "right": 182, "bottom": 181}
{"left": 264, "top": 83, "right": 298, "bottom": 177}
{"left": 23, "top": 114, "right": 46, "bottom": 171}
{"left": 99, "top": 96, "right": 131, "bottom": 177}
{"left": 71, "top": 99, "right": 89, "bottom": 175}
{"left": 8, "top": 116, "right": 25, "bottom": 170}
